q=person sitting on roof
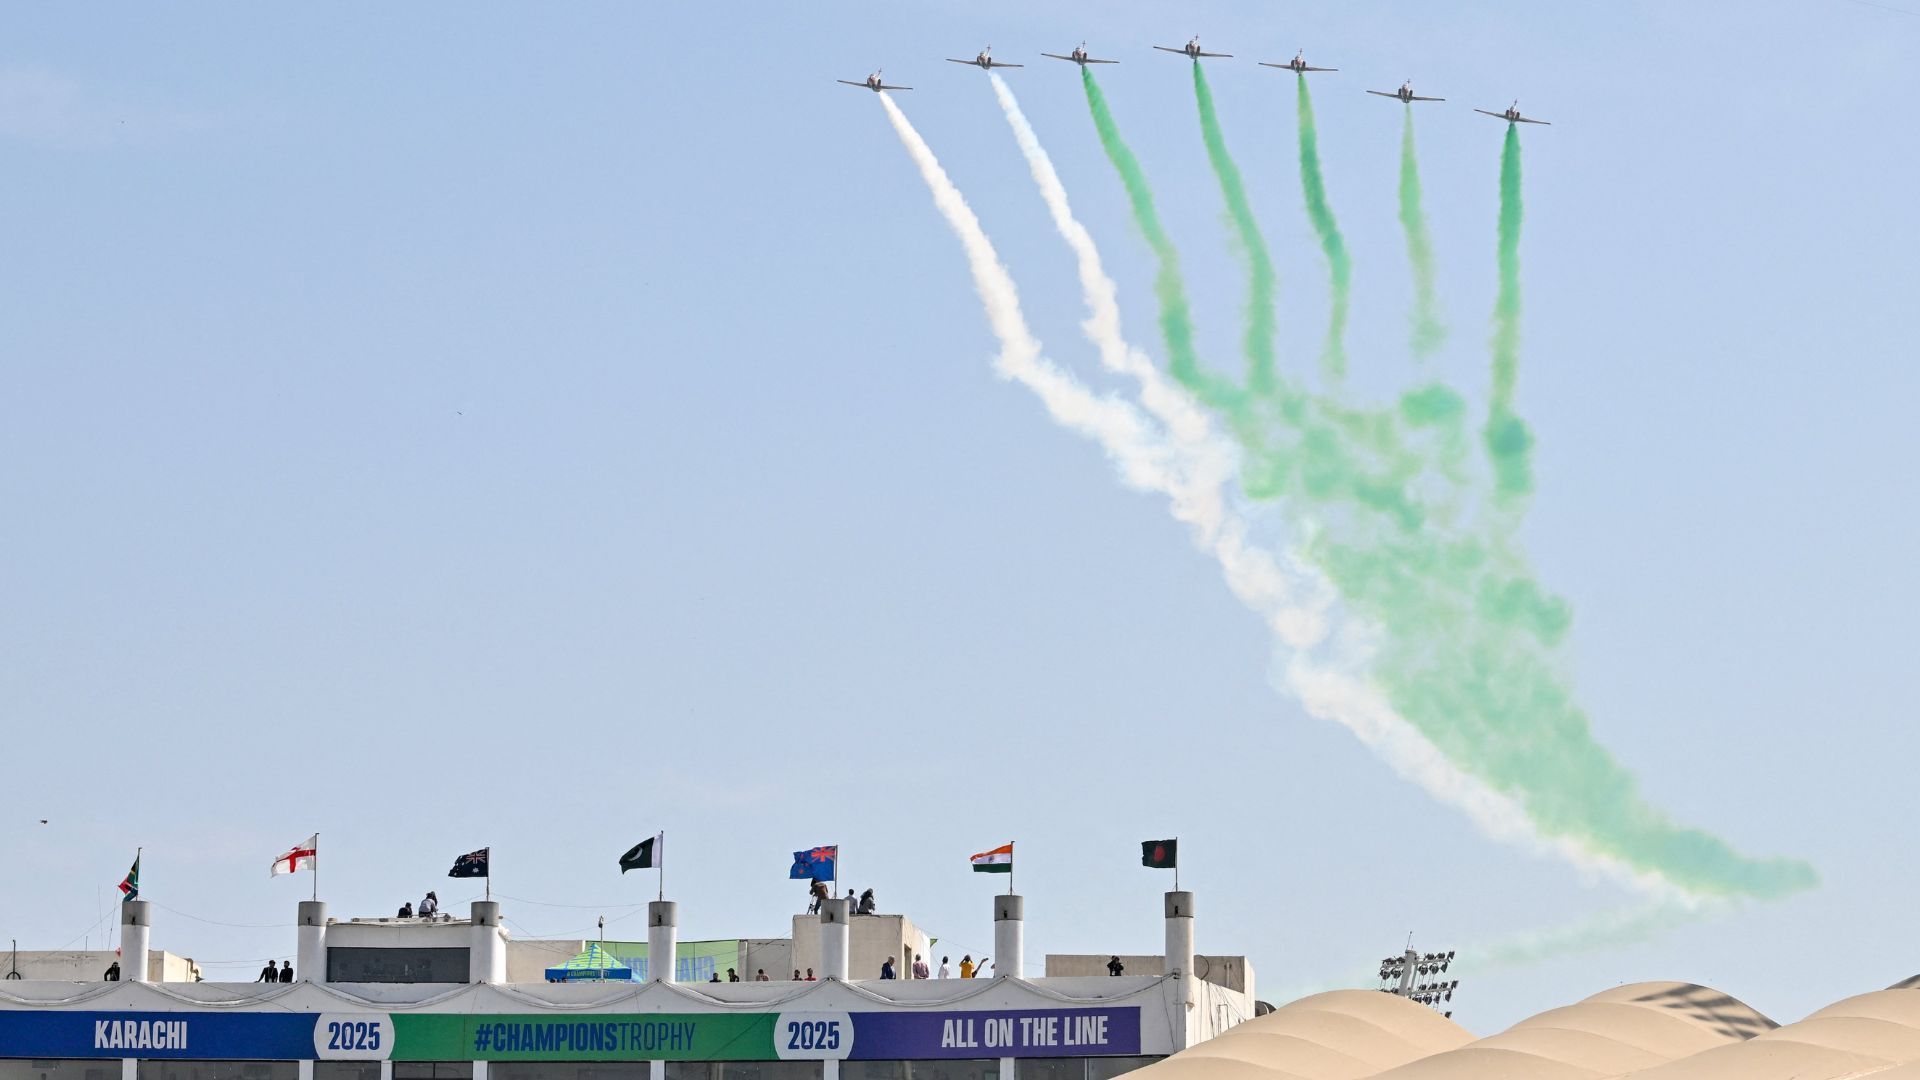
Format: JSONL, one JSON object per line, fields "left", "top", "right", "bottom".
{"left": 418, "top": 891, "right": 439, "bottom": 916}
{"left": 103, "top": 961, "right": 120, "bottom": 982}
{"left": 857, "top": 888, "right": 876, "bottom": 915}
{"left": 397, "top": 901, "right": 413, "bottom": 919}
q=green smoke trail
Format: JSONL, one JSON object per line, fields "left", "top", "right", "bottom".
{"left": 1398, "top": 111, "right": 1447, "bottom": 356}
{"left": 1073, "top": 66, "right": 1814, "bottom": 900}
{"left": 1487, "top": 124, "right": 1534, "bottom": 502}
{"left": 1191, "top": 64, "right": 1279, "bottom": 397}
{"left": 1080, "top": 68, "right": 1238, "bottom": 409}
{"left": 1294, "top": 76, "right": 1351, "bottom": 381}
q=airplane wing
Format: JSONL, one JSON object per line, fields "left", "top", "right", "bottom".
{"left": 1473, "top": 109, "right": 1504, "bottom": 119}
{"left": 836, "top": 80, "right": 867, "bottom": 87}
{"left": 1518, "top": 116, "right": 1550, "bottom": 125}
{"left": 945, "top": 58, "right": 974, "bottom": 65}
{"left": 880, "top": 84, "right": 913, "bottom": 91}
{"left": 1257, "top": 61, "right": 1287, "bottom": 69}
{"left": 1086, "top": 58, "right": 1118, "bottom": 63}
{"left": 1198, "top": 50, "right": 1232, "bottom": 57}
{"left": 1041, "top": 53, "right": 1074, "bottom": 61}
{"left": 987, "top": 60, "right": 1024, "bottom": 68}
{"left": 1365, "top": 90, "right": 1399, "bottom": 97}
{"left": 1152, "top": 45, "right": 1186, "bottom": 53}
{"left": 1411, "top": 94, "right": 1445, "bottom": 101}
{"left": 1303, "top": 64, "right": 1336, "bottom": 71}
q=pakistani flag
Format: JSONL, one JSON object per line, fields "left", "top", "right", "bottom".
{"left": 620, "top": 833, "right": 662, "bottom": 873}
{"left": 117, "top": 853, "right": 140, "bottom": 901}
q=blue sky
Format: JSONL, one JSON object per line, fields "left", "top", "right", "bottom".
{"left": 2, "top": 1, "right": 1917, "bottom": 1032}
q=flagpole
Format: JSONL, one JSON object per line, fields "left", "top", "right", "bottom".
{"left": 1174, "top": 836, "right": 1179, "bottom": 892}
{"left": 313, "top": 834, "right": 319, "bottom": 902}
{"left": 1009, "top": 841, "right": 1015, "bottom": 897}
{"left": 657, "top": 832, "right": 664, "bottom": 903}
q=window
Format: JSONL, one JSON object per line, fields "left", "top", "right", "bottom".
{"left": 841, "top": 1063, "right": 999, "bottom": 1080}
{"left": 136, "top": 1063, "right": 298, "bottom": 1080}
{"left": 1084, "top": 1059, "right": 1161, "bottom": 1080}
{"left": 328, "top": 947, "right": 470, "bottom": 984}
{"left": 663, "top": 1064, "right": 820, "bottom": 1080}
{"left": 313, "top": 1064, "right": 381, "bottom": 1080}
{"left": 490, "top": 1066, "right": 652, "bottom": 1080}
{"left": 393, "top": 1066, "right": 472, "bottom": 1080}
{"left": 0, "top": 1061, "right": 121, "bottom": 1080}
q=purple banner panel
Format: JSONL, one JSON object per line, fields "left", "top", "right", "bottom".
{"left": 850, "top": 1007, "right": 1141, "bottom": 1059}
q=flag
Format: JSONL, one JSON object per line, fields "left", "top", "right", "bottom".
{"left": 448, "top": 847, "right": 490, "bottom": 878}
{"left": 1141, "top": 839, "right": 1178, "bottom": 869}
{"left": 969, "top": 842, "right": 1013, "bottom": 874}
{"left": 620, "top": 833, "right": 661, "bottom": 873}
{"left": 271, "top": 834, "right": 318, "bottom": 877}
{"left": 117, "top": 854, "right": 140, "bottom": 901}
{"left": 789, "top": 845, "right": 838, "bottom": 881}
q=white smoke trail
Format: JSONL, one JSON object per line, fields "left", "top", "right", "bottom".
{"left": 885, "top": 90, "right": 1685, "bottom": 904}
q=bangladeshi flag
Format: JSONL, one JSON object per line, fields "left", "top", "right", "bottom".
{"left": 1141, "top": 839, "right": 1177, "bottom": 869}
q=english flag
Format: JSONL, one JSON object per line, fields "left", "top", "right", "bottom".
{"left": 271, "top": 834, "right": 318, "bottom": 877}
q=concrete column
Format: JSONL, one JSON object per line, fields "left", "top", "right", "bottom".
{"left": 649, "top": 1062, "right": 665, "bottom": 1080}
{"left": 647, "top": 901, "right": 678, "bottom": 983}
{"left": 471, "top": 1062, "right": 488, "bottom": 1080}
{"left": 820, "top": 898, "right": 851, "bottom": 980}
{"left": 297, "top": 1061, "right": 314, "bottom": 1080}
{"left": 992, "top": 894, "right": 1024, "bottom": 980}
{"left": 297, "top": 901, "right": 327, "bottom": 983}
{"left": 120, "top": 900, "right": 151, "bottom": 983}
{"left": 120, "top": 1060, "right": 136, "bottom": 1080}
{"left": 1165, "top": 891, "right": 1195, "bottom": 1050}
{"left": 470, "top": 901, "right": 506, "bottom": 984}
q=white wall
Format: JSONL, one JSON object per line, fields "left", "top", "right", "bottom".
{"left": 3, "top": 951, "right": 200, "bottom": 982}
{"left": 1045, "top": 954, "right": 1255, "bottom": 997}
{"left": 791, "top": 914, "right": 928, "bottom": 981}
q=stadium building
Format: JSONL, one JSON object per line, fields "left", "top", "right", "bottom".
{"left": 0, "top": 892, "right": 1255, "bottom": 1080}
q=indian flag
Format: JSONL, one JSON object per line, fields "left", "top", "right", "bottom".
{"left": 970, "top": 842, "right": 1013, "bottom": 874}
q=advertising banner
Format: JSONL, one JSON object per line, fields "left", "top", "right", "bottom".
{"left": 389, "top": 1013, "right": 774, "bottom": 1061}
{"left": 0, "top": 1011, "right": 320, "bottom": 1060}
{"left": 850, "top": 1007, "right": 1141, "bottom": 1059}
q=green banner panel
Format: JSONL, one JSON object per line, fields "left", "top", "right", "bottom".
{"left": 391, "top": 1013, "right": 774, "bottom": 1061}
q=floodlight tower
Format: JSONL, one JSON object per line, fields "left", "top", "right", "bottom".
{"left": 1376, "top": 941, "right": 1460, "bottom": 1018}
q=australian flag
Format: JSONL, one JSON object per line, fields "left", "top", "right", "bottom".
{"left": 448, "top": 847, "right": 490, "bottom": 879}
{"left": 789, "top": 845, "right": 838, "bottom": 882}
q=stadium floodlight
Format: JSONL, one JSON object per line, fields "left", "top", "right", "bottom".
{"left": 1371, "top": 938, "right": 1461, "bottom": 1017}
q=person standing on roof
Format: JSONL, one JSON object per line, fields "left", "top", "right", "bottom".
{"left": 880, "top": 956, "right": 896, "bottom": 980}
{"left": 279, "top": 961, "right": 293, "bottom": 983}
{"left": 257, "top": 961, "right": 278, "bottom": 982}
{"left": 938, "top": 956, "right": 951, "bottom": 979}
{"left": 912, "top": 953, "right": 929, "bottom": 979}
{"left": 959, "top": 955, "right": 976, "bottom": 979}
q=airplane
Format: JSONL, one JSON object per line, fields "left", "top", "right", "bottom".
{"left": 1475, "top": 101, "right": 1550, "bottom": 125}
{"left": 1259, "top": 51, "right": 1336, "bottom": 74}
{"left": 947, "top": 46, "right": 1022, "bottom": 70}
{"left": 1042, "top": 42, "right": 1118, "bottom": 66}
{"left": 1153, "top": 37, "right": 1232, "bottom": 60}
{"left": 837, "top": 71, "right": 912, "bottom": 92}
{"left": 1367, "top": 81, "right": 1444, "bottom": 103}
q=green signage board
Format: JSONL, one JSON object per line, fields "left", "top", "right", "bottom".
{"left": 391, "top": 1014, "right": 774, "bottom": 1062}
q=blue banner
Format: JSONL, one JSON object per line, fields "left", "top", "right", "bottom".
{"left": 0, "top": 1011, "right": 320, "bottom": 1059}
{"left": 850, "top": 1007, "right": 1140, "bottom": 1059}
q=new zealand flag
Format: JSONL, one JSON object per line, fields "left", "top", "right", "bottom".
{"left": 448, "top": 847, "right": 491, "bottom": 878}
{"left": 789, "top": 845, "right": 838, "bottom": 882}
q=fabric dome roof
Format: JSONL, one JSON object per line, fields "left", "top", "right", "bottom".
{"left": 1131, "top": 990, "right": 1472, "bottom": 1080}
{"left": 1366, "top": 982, "right": 1773, "bottom": 1080}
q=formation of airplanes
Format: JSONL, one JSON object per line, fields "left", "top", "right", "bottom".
{"left": 838, "top": 38, "right": 1551, "bottom": 126}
